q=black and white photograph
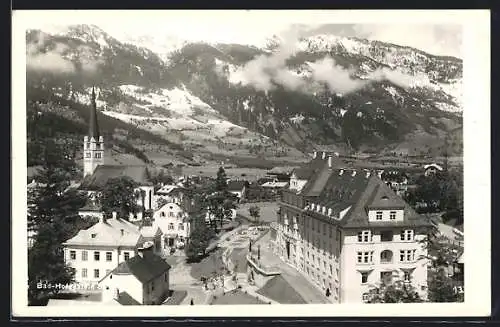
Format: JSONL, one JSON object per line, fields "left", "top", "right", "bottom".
{"left": 11, "top": 9, "right": 490, "bottom": 317}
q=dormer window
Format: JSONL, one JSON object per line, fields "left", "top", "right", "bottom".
{"left": 91, "top": 233, "right": 97, "bottom": 238}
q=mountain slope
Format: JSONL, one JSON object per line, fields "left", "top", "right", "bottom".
{"left": 26, "top": 25, "right": 463, "bottom": 164}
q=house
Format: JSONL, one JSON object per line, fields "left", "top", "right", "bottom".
{"left": 152, "top": 202, "right": 191, "bottom": 254}
{"left": 100, "top": 242, "right": 171, "bottom": 305}
{"left": 261, "top": 181, "right": 289, "bottom": 190}
{"left": 272, "top": 151, "right": 433, "bottom": 303}
{"left": 77, "top": 87, "right": 155, "bottom": 219}
{"left": 380, "top": 170, "right": 409, "bottom": 196}
{"left": 154, "top": 184, "right": 186, "bottom": 209}
{"left": 424, "top": 163, "right": 444, "bottom": 176}
{"left": 227, "top": 180, "right": 247, "bottom": 202}
{"left": 62, "top": 212, "right": 162, "bottom": 285}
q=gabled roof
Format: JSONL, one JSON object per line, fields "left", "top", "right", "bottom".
{"left": 227, "top": 180, "right": 246, "bottom": 191}
{"left": 80, "top": 165, "right": 152, "bottom": 190}
{"left": 292, "top": 155, "right": 344, "bottom": 180}
{"left": 366, "top": 184, "right": 406, "bottom": 209}
{"left": 63, "top": 217, "right": 141, "bottom": 247}
{"left": 111, "top": 252, "right": 171, "bottom": 284}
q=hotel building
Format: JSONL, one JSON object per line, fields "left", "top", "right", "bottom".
{"left": 272, "top": 151, "right": 433, "bottom": 303}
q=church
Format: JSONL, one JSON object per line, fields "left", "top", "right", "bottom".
{"left": 78, "top": 87, "right": 154, "bottom": 220}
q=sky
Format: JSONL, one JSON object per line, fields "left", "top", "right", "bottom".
{"left": 22, "top": 10, "right": 463, "bottom": 58}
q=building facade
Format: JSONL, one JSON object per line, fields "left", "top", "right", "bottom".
{"left": 152, "top": 202, "right": 191, "bottom": 253}
{"left": 272, "top": 152, "right": 432, "bottom": 303}
{"left": 100, "top": 243, "right": 171, "bottom": 305}
{"left": 62, "top": 213, "right": 161, "bottom": 285}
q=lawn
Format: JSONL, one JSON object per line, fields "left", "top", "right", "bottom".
{"left": 237, "top": 202, "right": 279, "bottom": 224}
{"left": 210, "top": 290, "right": 267, "bottom": 305}
{"left": 256, "top": 275, "right": 306, "bottom": 304}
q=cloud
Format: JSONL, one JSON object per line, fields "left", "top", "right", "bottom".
{"left": 307, "top": 56, "right": 366, "bottom": 94}
{"left": 26, "top": 32, "right": 104, "bottom": 75}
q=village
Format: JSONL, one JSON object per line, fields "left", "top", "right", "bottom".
{"left": 27, "top": 89, "right": 464, "bottom": 306}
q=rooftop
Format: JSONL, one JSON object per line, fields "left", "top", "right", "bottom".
{"left": 80, "top": 165, "right": 152, "bottom": 190}
{"left": 109, "top": 251, "right": 171, "bottom": 284}
{"left": 63, "top": 217, "right": 142, "bottom": 247}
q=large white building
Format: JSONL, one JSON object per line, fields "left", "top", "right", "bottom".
{"left": 62, "top": 212, "right": 162, "bottom": 285}
{"left": 272, "top": 151, "right": 433, "bottom": 303}
{"left": 152, "top": 202, "right": 191, "bottom": 253}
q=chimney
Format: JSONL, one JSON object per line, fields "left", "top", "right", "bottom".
{"left": 112, "top": 211, "right": 117, "bottom": 220}
{"left": 352, "top": 170, "right": 357, "bottom": 177}
{"left": 339, "top": 169, "right": 344, "bottom": 176}
{"left": 328, "top": 208, "right": 332, "bottom": 216}
{"left": 316, "top": 205, "right": 321, "bottom": 213}
{"left": 366, "top": 171, "right": 371, "bottom": 178}
{"left": 322, "top": 206, "right": 326, "bottom": 215}
{"left": 322, "top": 152, "right": 327, "bottom": 159}
{"left": 328, "top": 156, "right": 333, "bottom": 168}
{"left": 313, "top": 151, "right": 317, "bottom": 159}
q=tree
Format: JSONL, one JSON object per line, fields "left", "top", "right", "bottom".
{"left": 185, "top": 216, "right": 214, "bottom": 261}
{"left": 27, "top": 140, "right": 90, "bottom": 305}
{"left": 248, "top": 205, "right": 260, "bottom": 225}
{"left": 366, "top": 279, "right": 423, "bottom": 303}
{"left": 100, "top": 176, "right": 140, "bottom": 220}
{"left": 206, "top": 167, "right": 237, "bottom": 233}
{"left": 427, "top": 267, "right": 463, "bottom": 302}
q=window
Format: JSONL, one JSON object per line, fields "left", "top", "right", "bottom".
{"left": 380, "top": 250, "right": 393, "bottom": 263}
{"left": 70, "top": 250, "right": 76, "bottom": 260}
{"left": 323, "top": 223, "right": 326, "bottom": 235}
{"left": 94, "top": 251, "right": 100, "bottom": 261}
{"left": 330, "top": 264, "right": 333, "bottom": 274}
{"left": 124, "top": 252, "right": 130, "bottom": 261}
{"left": 401, "top": 229, "right": 414, "bottom": 241}
{"left": 82, "top": 251, "right": 88, "bottom": 261}
{"left": 380, "top": 230, "right": 393, "bottom": 242}
{"left": 94, "top": 269, "right": 100, "bottom": 278}
{"left": 94, "top": 152, "right": 101, "bottom": 158}
{"left": 169, "top": 212, "right": 174, "bottom": 217}
{"left": 151, "top": 282, "right": 155, "bottom": 292}
{"left": 161, "top": 212, "right": 165, "bottom": 217}
{"left": 390, "top": 211, "right": 397, "bottom": 220}
{"left": 399, "top": 249, "right": 416, "bottom": 262}
{"left": 86, "top": 142, "right": 90, "bottom": 149}
{"left": 357, "top": 230, "right": 372, "bottom": 243}
{"left": 82, "top": 268, "right": 87, "bottom": 278}
{"left": 362, "top": 293, "right": 370, "bottom": 303}
{"left": 106, "top": 252, "right": 112, "bottom": 262}
{"left": 85, "top": 152, "right": 91, "bottom": 158}
{"left": 168, "top": 223, "right": 174, "bottom": 230}
{"left": 165, "top": 273, "right": 168, "bottom": 282}
{"left": 361, "top": 272, "right": 369, "bottom": 284}
{"left": 376, "top": 211, "right": 383, "bottom": 220}
{"left": 357, "top": 251, "right": 374, "bottom": 264}
{"left": 178, "top": 223, "right": 184, "bottom": 230}
{"left": 403, "top": 270, "right": 412, "bottom": 282}
{"left": 329, "top": 226, "right": 332, "bottom": 237}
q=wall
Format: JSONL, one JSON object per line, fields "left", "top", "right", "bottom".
{"left": 340, "top": 228, "right": 428, "bottom": 303}
{"left": 64, "top": 245, "right": 137, "bottom": 284}
{"left": 101, "top": 273, "right": 143, "bottom": 304}
{"left": 142, "top": 271, "right": 170, "bottom": 304}
{"left": 367, "top": 209, "right": 404, "bottom": 222}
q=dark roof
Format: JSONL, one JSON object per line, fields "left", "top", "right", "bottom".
{"left": 112, "top": 251, "right": 171, "bottom": 284}
{"left": 227, "top": 180, "right": 246, "bottom": 191}
{"left": 340, "top": 176, "right": 431, "bottom": 229}
{"left": 89, "top": 86, "right": 100, "bottom": 139}
{"left": 116, "top": 291, "right": 141, "bottom": 305}
{"left": 80, "top": 165, "right": 152, "bottom": 190}
{"left": 79, "top": 200, "right": 102, "bottom": 212}
{"left": 293, "top": 155, "right": 345, "bottom": 180}
{"left": 297, "top": 160, "right": 432, "bottom": 229}
{"left": 366, "top": 184, "right": 406, "bottom": 209}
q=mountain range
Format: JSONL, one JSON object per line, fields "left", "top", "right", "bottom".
{"left": 25, "top": 24, "right": 463, "bottom": 169}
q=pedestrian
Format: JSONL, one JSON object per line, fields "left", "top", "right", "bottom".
{"left": 190, "top": 298, "right": 194, "bottom": 305}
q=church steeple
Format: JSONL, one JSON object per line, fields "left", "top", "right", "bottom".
{"left": 89, "top": 86, "right": 100, "bottom": 139}
{"left": 83, "top": 86, "right": 104, "bottom": 177}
